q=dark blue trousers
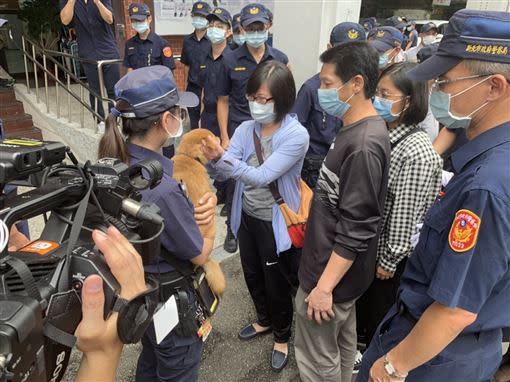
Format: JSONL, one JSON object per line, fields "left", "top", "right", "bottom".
{"left": 356, "top": 305, "right": 502, "bottom": 382}
{"left": 82, "top": 62, "right": 120, "bottom": 119}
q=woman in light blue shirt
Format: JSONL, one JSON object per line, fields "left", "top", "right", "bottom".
{"left": 203, "top": 60, "right": 309, "bottom": 371}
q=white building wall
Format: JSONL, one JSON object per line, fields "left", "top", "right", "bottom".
{"left": 271, "top": 0, "right": 363, "bottom": 89}
{"left": 466, "top": 0, "right": 510, "bottom": 11}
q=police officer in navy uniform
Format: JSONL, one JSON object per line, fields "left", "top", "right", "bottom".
{"left": 124, "top": 3, "right": 176, "bottom": 74}
{"left": 198, "top": 7, "right": 233, "bottom": 138}
{"left": 291, "top": 22, "right": 365, "bottom": 189}
{"left": 59, "top": 0, "right": 120, "bottom": 129}
{"left": 230, "top": 13, "right": 245, "bottom": 50}
{"left": 357, "top": 9, "right": 510, "bottom": 382}
{"left": 181, "top": 1, "right": 212, "bottom": 130}
{"left": 97, "top": 65, "right": 218, "bottom": 382}
{"left": 216, "top": 3, "right": 288, "bottom": 253}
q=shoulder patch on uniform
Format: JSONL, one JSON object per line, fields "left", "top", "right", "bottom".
{"left": 163, "top": 46, "right": 172, "bottom": 57}
{"left": 234, "top": 66, "right": 246, "bottom": 71}
{"left": 448, "top": 209, "right": 481, "bottom": 253}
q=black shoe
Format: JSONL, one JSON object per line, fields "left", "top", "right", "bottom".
{"left": 223, "top": 228, "right": 238, "bottom": 253}
{"left": 220, "top": 204, "right": 228, "bottom": 217}
{"left": 238, "top": 324, "right": 272, "bottom": 341}
{"left": 271, "top": 349, "right": 288, "bottom": 372}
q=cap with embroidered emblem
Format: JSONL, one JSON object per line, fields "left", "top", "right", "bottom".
{"left": 420, "top": 22, "right": 438, "bottom": 34}
{"left": 232, "top": 13, "right": 242, "bottom": 30}
{"left": 330, "top": 22, "right": 366, "bottom": 46}
{"left": 408, "top": 9, "right": 510, "bottom": 80}
{"left": 191, "top": 1, "right": 211, "bottom": 17}
{"left": 207, "top": 7, "right": 232, "bottom": 26}
{"left": 129, "top": 3, "right": 150, "bottom": 21}
{"left": 369, "top": 26, "right": 404, "bottom": 53}
{"left": 385, "top": 15, "right": 406, "bottom": 30}
{"left": 240, "top": 3, "right": 269, "bottom": 28}
{"left": 113, "top": 66, "right": 198, "bottom": 119}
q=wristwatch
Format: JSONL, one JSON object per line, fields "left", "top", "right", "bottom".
{"left": 383, "top": 353, "right": 408, "bottom": 380}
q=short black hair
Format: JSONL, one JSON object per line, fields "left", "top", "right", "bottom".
{"left": 319, "top": 42, "right": 379, "bottom": 98}
{"left": 380, "top": 63, "right": 428, "bottom": 125}
{"left": 246, "top": 60, "right": 296, "bottom": 123}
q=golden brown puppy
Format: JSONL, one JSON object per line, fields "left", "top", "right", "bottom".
{"left": 172, "top": 128, "right": 226, "bottom": 297}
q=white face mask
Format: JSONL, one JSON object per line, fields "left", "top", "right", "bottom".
{"left": 164, "top": 113, "right": 183, "bottom": 146}
{"left": 422, "top": 35, "right": 436, "bottom": 46}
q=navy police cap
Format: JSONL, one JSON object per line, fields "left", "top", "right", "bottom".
{"left": 240, "top": 3, "right": 269, "bottom": 28}
{"left": 369, "top": 26, "right": 404, "bottom": 53}
{"left": 114, "top": 66, "right": 198, "bottom": 119}
{"left": 207, "top": 7, "right": 233, "bottom": 26}
{"left": 409, "top": 9, "right": 510, "bottom": 80}
{"left": 330, "top": 22, "right": 367, "bottom": 46}
{"left": 129, "top": 3, "right": 150, "bottom": 21}
{"left": 191, "top": 1, "right": 211, "bottom": 17}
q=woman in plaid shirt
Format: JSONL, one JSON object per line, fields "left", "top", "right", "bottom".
{"left": 356, "top": 63, "right": 443, "bottom": 360}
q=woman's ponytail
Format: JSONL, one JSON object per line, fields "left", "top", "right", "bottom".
{"left": 98, "top": 102, "right": 130, "bottom": 163}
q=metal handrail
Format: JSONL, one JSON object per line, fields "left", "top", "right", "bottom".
{"left": 15, "top": 32, "right": 183, "bottom": 130}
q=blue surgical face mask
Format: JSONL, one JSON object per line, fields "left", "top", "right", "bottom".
{"left": 373, "top": 96, "right": 407, "bottom": 122}
{"left": 430, "top": 76, "right": 491, "bottom": 130}
{"left": 244, "top": 30, "right": 268, "bottom": 48}
{"left": 317, "top": 80, "right": 354, "bottom": 118}
{"left": 132, "top": 21, "right": 149, "bottom": 34}
{"left": 378, "top": 54, "right": 389, "bottom": 69}
{"left": 249, "top": 100, "right": 276, "bottom": 124}
{"left": 207, "top": 27, "right": 226, "bottom": 44}
{"left": 192, "top": 16, "right": 208, "bottom": 30}
{"left": 233, "top": 34, "right": 246, "bottom": 46}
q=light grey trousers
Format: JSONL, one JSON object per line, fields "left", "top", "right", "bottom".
{"left": 295, "top": 287, "right": 357, "bottom": 382}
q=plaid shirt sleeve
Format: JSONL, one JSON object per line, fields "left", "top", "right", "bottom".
{"left": 378, "top": 158, "right": 442, "bottom": 273}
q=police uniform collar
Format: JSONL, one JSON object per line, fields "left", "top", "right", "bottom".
{"left": 239, "top": 42, "right": 272, "bottom": 61}
{"left": 135, "top": 31, "right": 156, "bottom": 42}
{"left": 451, "top": 122, "right": 510, "bottom": 173}
{"left": 127, "top": 142, "right": 174, "bottom": 177}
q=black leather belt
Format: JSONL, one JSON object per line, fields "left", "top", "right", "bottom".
{"left": 147, "top": 270, "right": 191, "bottom": 301}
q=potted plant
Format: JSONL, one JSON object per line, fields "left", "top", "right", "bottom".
{"left": 19, "top": 0, "right": 61, "bottom": 51}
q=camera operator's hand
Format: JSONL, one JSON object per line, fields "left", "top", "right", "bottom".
{"left": 8, "top": 225, "right": 30, "bottom": 252}
{"left": 75, "top": 226, "right": 146, "bottom": 382}
{"left": 195, "top": 191, "right": 217, "bottom": 226}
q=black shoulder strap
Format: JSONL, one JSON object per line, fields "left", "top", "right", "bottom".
{"left": 391, "top": 126, "right": 424, "bottom": 150}
{"left": 159, "top": 246, "right": 195, "bottom": 278}
{"left": 252, "top": 129, "right": 284, "bottom": 204}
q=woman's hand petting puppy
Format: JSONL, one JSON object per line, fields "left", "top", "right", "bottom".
{"left": 201, "top": 135, "right": 225, "bottom": 161}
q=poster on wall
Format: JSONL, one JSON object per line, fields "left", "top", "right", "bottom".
{"left": 154, "top": 0, "right": 274, "bottom": 35}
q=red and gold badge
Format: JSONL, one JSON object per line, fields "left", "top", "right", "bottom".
{"left": 163, "top": 47, "right": 172, "bottom": 57}
{"left": 448, "top": 209, "right": 481, "bottom": 253}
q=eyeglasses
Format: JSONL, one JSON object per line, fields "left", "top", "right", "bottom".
{"left": 432, "top": 74, "right": 492, "bottom": 92}
{"left": 374, "top": 89, "right": 406, "bottom": 99}
{"left": 169, "top": 107, "right": 188, "bottom": 122}
{"left": 246, "top": 94, "right": 274, "bottom": 104}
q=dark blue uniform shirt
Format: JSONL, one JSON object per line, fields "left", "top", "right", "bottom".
{"left": 127, "top": 143, "right": 203, "bottom": 273}
{"left": 123, "top": 32, "right": 176, "bottom": 71}
{"left": 291, "top": 73, "right": 343, "bottom": 157}
{"left": 217, "top": 43, "right": 288, "bottom": 126}
{"left": 59, "top": 0, "right": 119, "bottom": 60}
{"left": 197, "top": 46, "right": 232, "bottom": 136}
{"left": 399, "top": 122, "right": 510, "bottom": 333}
{"left": 181, "top": 32, "right": 211, "bottom": 86}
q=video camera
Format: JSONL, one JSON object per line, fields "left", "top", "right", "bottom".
{"left": 0, "top": 138, "right": 164, "bottom": 382}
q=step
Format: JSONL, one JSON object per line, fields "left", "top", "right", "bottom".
{"left": 4, "top": 127, "right": 43, "bottom": 141}
{"left": 0, "top": 101, "right": 25, "bottom": 118}
{"left": 0, "top": 88, "right": 16, "bottom": 103}
{"left": 2, "top": 113, "right": 34, "bottom": 133}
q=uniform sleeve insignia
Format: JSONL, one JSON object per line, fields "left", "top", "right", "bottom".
{"left": 448, "top": 209, "right": 481, "bottom": 253}
{"left": 249, "top": 7, "right": 260, "bottom": 15}
{"left": 163, "top": 46, "right": 173, "bottom": 57}
{"left": 348, "top": 29, "right": 359, "bottom": 39}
